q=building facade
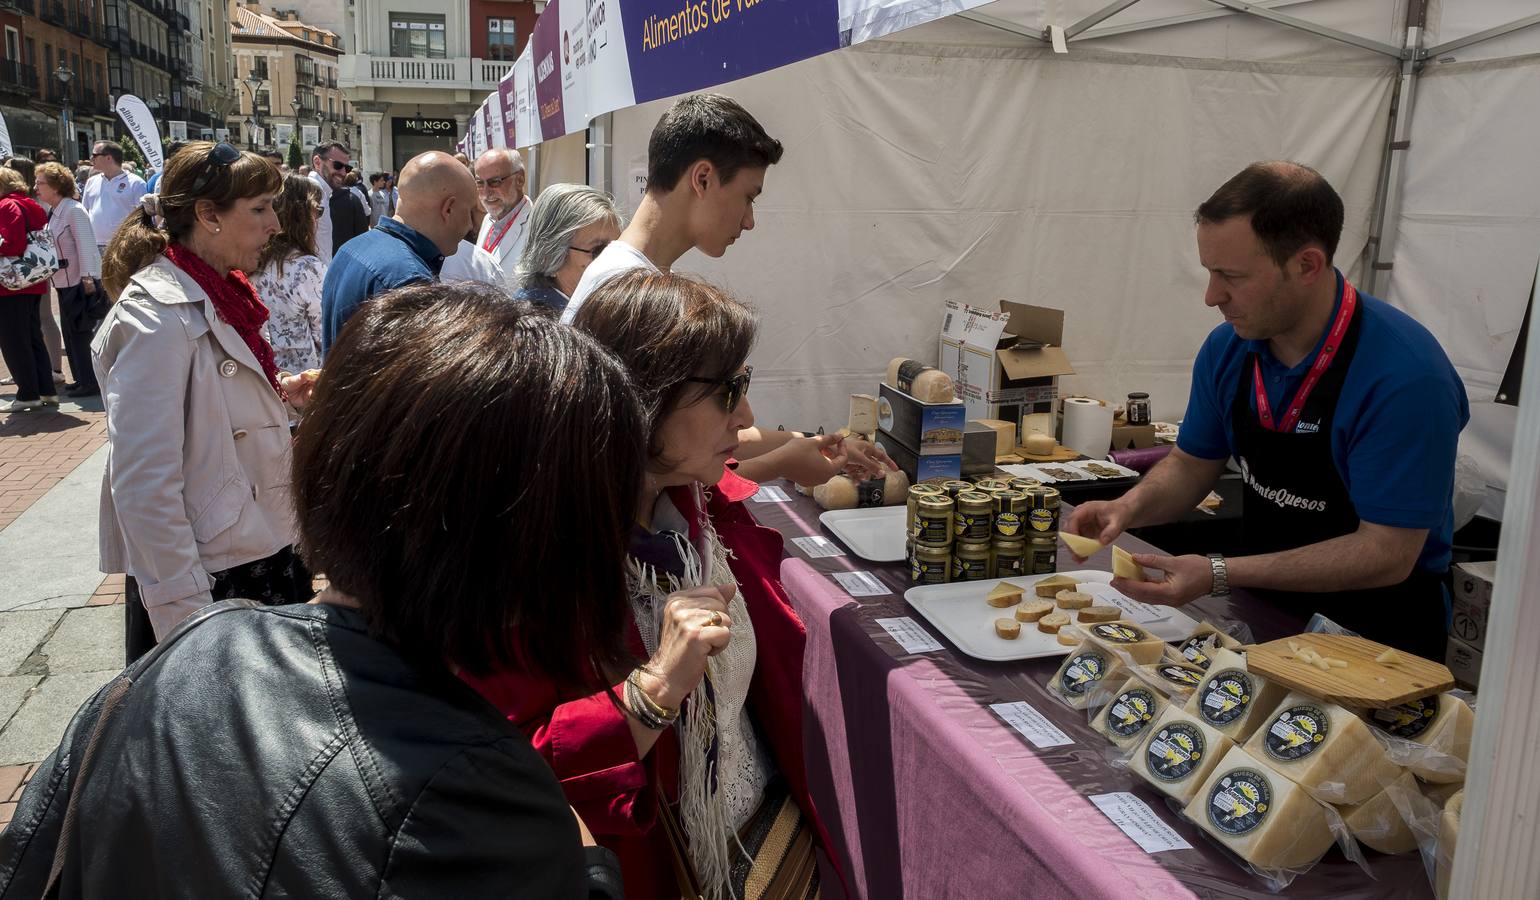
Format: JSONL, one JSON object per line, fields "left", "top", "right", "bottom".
{"left": 339, "top": 0, "right": 533, "bottom": 173}
{"left": 0, "top": 0, "right": 116, "bottom": 164}
{"left": 229, "top": 1, "right": 353, "bottom": 154}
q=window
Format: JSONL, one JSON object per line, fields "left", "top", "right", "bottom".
{"left": 44, "top": 45, "right": 51, "bottom": 78}
{"left": 4, "top": 28, "right": 17, "bottom": 65}
{"left": 389, "top": 14, "right": 446, "bottom": 59}
{"left": 487, "top": 17, "right": 517, "bottom": 60}
{"left": 23, "top": 37, "right": 33, "bottom": 66}
{"left": 254, "top": 88, "right": 269, "bottom": 113}
{"left": 252, "top": 55, "right": 267, "bottom": 79}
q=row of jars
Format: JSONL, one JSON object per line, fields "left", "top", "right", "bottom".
{"left": 907, "top": 479, "right": 1063, "bottom": 584}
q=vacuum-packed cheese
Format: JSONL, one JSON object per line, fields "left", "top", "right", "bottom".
{"left": 1184, "top": 745, "right": 1337, "bottom": 872}
{"left": 1435, "top": 790, "right": 1463, "bottom": 900}
{"left": 1048, "top": 641, "right": 1126, "bottom": 709}
{"left": 1338, "top": 769, "right": 1420, "bottom": 854}
{"left": 1090, "top": 675, "right": 1168, "bottom": 750}
{"left": 1174, "top": 622, "right": 1244, "bottom": 670}
{"left": 1365, "top": 693, "right": 1473, "bottom": 784}
{"left": 1140, "top": 658, "right": 1206, "bottom": 700}
{"left": 1085, "top": 620, "right": 1168, "bottom": 666}
{"left": 1185, "top": 661, "right": 1288, "bottom": 743}
{"left": 1132, "top": 705, "right": 1233, "bottom": 805}
{"left": 1244, "top": 691, "right": 1404, "bottom": 804}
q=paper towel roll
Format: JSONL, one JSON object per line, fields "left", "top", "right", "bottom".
{"left": 1062, "top": 397, "right": 1114, "bottom": 459}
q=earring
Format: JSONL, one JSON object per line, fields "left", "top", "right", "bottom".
{"left": 215, "top": 227, "right": 222, "bottom": 233}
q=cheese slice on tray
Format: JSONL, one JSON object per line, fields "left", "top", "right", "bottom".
{"left": 1364, "top": 693, "right": 1474, "bottom": 784}
{"left": 1242, "top": 691, "right": 1404, "bottom": 804}
{"left": 1185, "top": 745, "right": 1338, "bottom": 872}
{"left": 1032, "top": 574, "right": 1078, "bottom": 598}
{"left": 1048, "top": 641, "right": 1126, "bottom": 709}
{"left": 1338, "top": 769, "right": 1421, "bottom": 855}
{"left": 1090, "top": 675, "right": 1168, "bottom": 750}
{"left": 1084, "top": 620, "right": 1167, "bottom": 666}
{"left": 1184, "top": 657, "right": 1288, "bottom": 744}
{"left": 1132, "top": 705, "right": 1233, "bottom": 805}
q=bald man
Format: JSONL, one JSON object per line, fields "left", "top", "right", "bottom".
{"left": 321, "top": 151, "right": 479, "bottom": 353}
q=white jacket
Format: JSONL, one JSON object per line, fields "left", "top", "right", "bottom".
{"left": 474, "top": 195, "right": 531, "bottom": 293}
{"left": 93, "top": 256, "right": 298, "bottom": 637}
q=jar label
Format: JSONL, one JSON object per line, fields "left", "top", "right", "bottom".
{"left": 995, "top": 512, "right": 1024, "bottom": 538}
{"left": 1029, "top": 507, "right": 1056, "bottom": 532}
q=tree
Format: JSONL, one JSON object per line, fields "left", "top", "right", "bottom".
{"left": 287, "top": 132, "right": 303, "bottom": 170}
{"left": 117, "top": 135, "right": 146, "bottom": 170}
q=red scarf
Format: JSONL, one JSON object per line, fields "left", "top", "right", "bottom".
{"left": 163, "top": 244, "right": 283, "bottom": 396}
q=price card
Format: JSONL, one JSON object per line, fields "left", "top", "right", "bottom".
{"left": 1089, "top": 792, "right": 1193, "bottom": 854}
{"left": 790, "top": 535, "right": 844, "bottom": 559}
{"left": 875, "top": 617, "right": 943, "bottom": 654}
{"left": 832, "top": 570, "right": 891, "bottom": 597}
{"left": 751, "top": 485, "right": 792, "bottom": 503}
{"left": 990, "top": 701, "right": 1074, "bottom": 749}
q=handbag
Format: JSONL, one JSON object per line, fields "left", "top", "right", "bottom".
{"left": 0, "top": 215, "right": 61, "bottom": 290}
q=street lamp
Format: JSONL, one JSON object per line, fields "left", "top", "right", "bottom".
{"left": 146, "top": 92, "right": 166, "bottom": 141}
{"left": 242, "top": 74, "right": 266, "bottom": 150}
{"left": 54, "top": 64, "right": 74, "bottom": 165}
{"left": 289, "top": 97, "right": 300, "bottom": 149}
{"left": 246, "top": 117, "right": 257, "bottom": 151}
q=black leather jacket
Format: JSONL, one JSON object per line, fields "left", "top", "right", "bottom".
{"left": 0, "top": 601, "right": 623, "bottom": 899}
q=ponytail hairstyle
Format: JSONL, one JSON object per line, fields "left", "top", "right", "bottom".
{"left": 102, "top": 140, "right": 282, "bottom": 297}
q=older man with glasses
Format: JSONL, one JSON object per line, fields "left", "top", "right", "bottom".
{"left": 81, "top": 140, "right": 147, "bottom": 256}
{"left": 307, "top": 141, "right": 351, "bottom": 263}
{"left": 472, "top": 148, "right": 533, "bottom": 288}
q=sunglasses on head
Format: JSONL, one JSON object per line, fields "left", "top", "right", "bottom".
{"left": 187, "top": 142, "right": 243, "bottom": 195}
{"left": 685, "top": 366, "right": 753, "bottom": 414}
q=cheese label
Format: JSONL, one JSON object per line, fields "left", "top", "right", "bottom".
{"left": 1091, "top": 623, "right": 1145, "bottom": 645}
{"left": 1106, "top": 688, "right": 1158, "bottom": 739}
{"left": 1369, "top": 698, "right": 1438, "bottom": 740}
{"left": 1029, "top": 508, "right": 1055, "bottom": 532}
{"left": 1207, "top": 768, "right": 1273, "bottom": 836}
{"left": 995, "top": 512, "right": 1024, "bottom": 537}
{"left": 1198, "top": 671, "right": 1253, "bottom": 726}
{"left": 1147, "top": 723, "right": 1205, "bottom": 781}
{"left": 1178, "top": 635, "right": 1217, "bottom": 669}
{"left": 856, "top": 478, "right": 886, "bottom": 508}
{"left": 1156, "top": 663, "right": 1204, "bottom": 687}
{"left": 1264, "top": 705, "right": 1329, "bottom": 761}
{"left": 1061, "top": 651, "right": 1111, "bottom": 696}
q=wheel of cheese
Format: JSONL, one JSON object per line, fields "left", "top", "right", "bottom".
{"left": 885, "top": 357, "right": 955, "bottom": 403}
{"left": 1184, "top": 745, "right": 1338, "bottom": 872}
{"left": 1365, "top": 693, "right": 1473, "bottom": 784}
{"left": 1184, "top": 661, "right": 1289, "bottom": 744}
{"left": 1242, "top": 691, "right": 1404, "bottom": 804}
{"left": 1338, "top": 769, "right": 1421, "bottom": 855}
{"left": 1048, "top": 641, "right": 1125, "bottom": 709}
{"left": 1435, "top": 790, "right": 1463, "bottom": 899}
{"left": 1084, "top": 620, "right": 1167, "bottom": 666}
{"left": 1090, "top": 675, "right": 1168, "bottom": 750}
{"left": 1131, "top": 705, "right": 1233, "bottom": 805}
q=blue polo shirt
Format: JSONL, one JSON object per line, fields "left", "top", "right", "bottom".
{"left": 321, "top": 218, "right": 444, "bottom": 354}
{"left": 1178, "top": 274, "right": 1469, "bottom": 571}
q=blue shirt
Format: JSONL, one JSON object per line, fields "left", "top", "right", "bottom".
{"left": 513, "top": 283, "right": 569, "bottom": 313}
{"left": 321, "top": 218, "right": 443, "bottom": 353}
{"left": 1178, "top": 276, "right": 1469, "bottom": 571}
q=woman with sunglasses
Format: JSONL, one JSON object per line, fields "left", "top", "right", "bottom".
{"left": 250, "top": 174, "right": 326, "bottom": 372}
{"left": 464, "top": 269, "right": 847, "bottom": 900}
{"left": 98, "top": 142, "right": 318, "bottom": 662}
{"left": 511, "top": 183, "right": 622, "bottom": 313}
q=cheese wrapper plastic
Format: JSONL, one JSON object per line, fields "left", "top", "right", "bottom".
{"left": 1364, "top": 693, "right": 1473, "bottom": 784}
{"left": 1185, "top": 660, "right": 1288, "bottom": 743}
{"left": 1174, "top": 621, "right": 1245, "bottom": 670}
{"left": 1338, "top": 770, "right": 1421, "bottom": 854}
{"left": 1244, "top": 691, "right": 1404, "bottom": 804}
{"left": 1184, "top": 744, "right": 1337, "bottom": 872}
{"left": 1084, "top": 620, "right": 1167, "bottom": 666}
{"left": 1049, "top": 641, "right": 1126, "bottom": 709}
{"left": 1140, "top": 659, "right": 1206, "bottom": 700}
{"left": 1132, "top": 705, "right": 1233, "bottom": 805}
{"left": 1435, "top": 790, "right": 1463, "bottom": 899}
{"left": 1090, "top": 675, "right": 1168, "bottom": 750}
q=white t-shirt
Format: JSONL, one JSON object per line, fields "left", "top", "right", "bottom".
{"left": 81, "top": 171, "right": 147, "bottom": 246}
{"left": 308, "top": 170, "right": 335, "bottom": 263}
{"left": 440, "top": 239, "right": 509, "bottom": 292}
{"left": 560, "top": 240, "right": 660, "bottom": 325}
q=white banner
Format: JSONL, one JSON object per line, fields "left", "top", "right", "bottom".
{"left": 302, "top": 125, "right": 319, "bottom": 147}
{"left": 274, "top": 123, "right": 294, "bottom": 148}
{"left": 486, "top": 91, "right": 507, "bottom": 150}
{"left": 169, "top": 120, "right": 188, "bottom": 141}
{"left": 215, "top": 127, "right": 230, "bottom": 142}
{"left": 114, "top": 94, "right": 164, "bottom": 170}
{"left": 0, "top": 110, "right": 12, "bottom": 158}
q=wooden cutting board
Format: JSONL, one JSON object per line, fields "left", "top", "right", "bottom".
{"left": 1014, "top": 443, "right": 1082, "bottom": 462}
{"left": 1245, "top": 633, "right": 1454, "bottom": 709}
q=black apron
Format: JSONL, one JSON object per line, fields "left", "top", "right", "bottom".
{"left": 1231, "top": 293, "right": 1447, "bottom": 660}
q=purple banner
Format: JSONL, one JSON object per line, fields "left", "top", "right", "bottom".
{"left": 532, "top": 3, "right": 567, "bottom": 142}
{"left": 499, "top": 75, "right": 519, "bottom": 148}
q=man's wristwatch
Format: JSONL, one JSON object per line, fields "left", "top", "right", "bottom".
{"left": 1208, "top": 554, "right": 1231, "bottom": 596}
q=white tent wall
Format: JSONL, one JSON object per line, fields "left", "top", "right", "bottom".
{"left": 604, "top": 23, "right": 1396, "bottom": 433}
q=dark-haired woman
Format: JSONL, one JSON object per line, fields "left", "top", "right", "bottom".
{"left": 251, "top": 174, "right": 325, "bottom": 372}
{"left": 464, "top": 270, "right": 846, "bottom": 900}
{"left": 0, "top": 283, "right": 631, "bottom": 898}
{"left": 95, "top": 142, "right": 316, "bottom": 662}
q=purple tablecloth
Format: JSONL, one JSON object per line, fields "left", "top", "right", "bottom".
{"left": 750, "top": 485, "right": 1433, "bottom": 900}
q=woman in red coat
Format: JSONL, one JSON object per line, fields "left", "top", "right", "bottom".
{"left": 0, "top": 167, "right": 57, "bottom": 411}
{"left": 463, "top": 269, "right": 846, "bottom": 900}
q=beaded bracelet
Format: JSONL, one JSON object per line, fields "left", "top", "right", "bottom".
{"left": 624, "top": 669, "right": 679, "bottom": 729}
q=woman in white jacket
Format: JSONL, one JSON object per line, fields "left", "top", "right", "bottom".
{"left": 35, "top": 162, "right": 102, "bottom": 398}
{"left": 96, "top": 142, "right": 319, "bottom": 661}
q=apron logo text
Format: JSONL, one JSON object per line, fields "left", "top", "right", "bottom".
{"left": 1238, "top": 458, "right": 1327, "bottom": 513}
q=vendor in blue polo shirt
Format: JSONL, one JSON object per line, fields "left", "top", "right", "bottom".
{"left": 1068, "top": 162, "right": 1468, "bottom": 659}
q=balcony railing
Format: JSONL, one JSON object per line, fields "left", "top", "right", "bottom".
{"left": 0, "top": 60, "right": 38, "bottom": 94}
{"left": 7, "top": 0, "right": 34, "bottom": 16}
{"left": 340, "top": 56, "right": 512, "bottom": 92}
{"left": 40, "top": 0, "right": 68, "bottom": 27}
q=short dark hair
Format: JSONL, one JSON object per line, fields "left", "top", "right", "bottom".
{"left": 1195, "top": 162, "right": 1345, "bottom": 266}
{"left": 291, "top": 284, "right": 648, "bottom": 684}
{"left": 164, "top": 140, "right": 190, "bottom": 162}
{"left": 262, "top": 150, "right": 285, "bottom": 163}
{"left": 93, "top": 140, "right": 125, "bottom": 164}
{"left": 573, "top": 270, "right": 757, "bottom": 469}
{"left": 646, "top": 93, "right": 783, "bottom": 193}
{"left": 311, "top": 141, "right": 347, "bottom": 162}
{"left": 3, "top": 156, "right": 35, "bottom": 190}
{"left": 370, "top": 172, "right": 387, "bottom": 185}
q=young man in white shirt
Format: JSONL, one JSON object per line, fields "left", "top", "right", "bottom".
{"left": 308, "top": 141, "right": 351, "bottom": 262}
{"left": 563, "top": 93, "right": 894, "bottom": 484}
{"left": 81, "top": 141, "right": 146, "bottom": 254}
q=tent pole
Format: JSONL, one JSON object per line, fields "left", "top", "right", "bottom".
{"left": 1363, "top": 1, "right": 1426, "bottom": 297}
{"left": 587, "top": 112, "right": 613, "bottom": 195}
{"left": 1425, "top": 11, "right": 1540, "bottom": 58}
{"left": 1064, "top": 0, "right": 1146, "bottom": 40}
{"left": 1079, "top": 0, "right": 1313, "bottom": 41}
{"left": 1200, "top": 0, "right": 1403, "bottom": 57}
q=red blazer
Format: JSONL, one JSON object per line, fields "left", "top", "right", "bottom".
{"left": 0, "top": 192, "right": 49, "bottom": 297}
{"left": 462, "top": 468, "right": 848, "bottom": 900}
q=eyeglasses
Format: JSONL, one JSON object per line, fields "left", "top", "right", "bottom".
{"left": 474, "top": 174, "right": 513, "bottom": 189}
{"left": 325, "top": 159, "right": 348, "bottom": 172}
{"left": 568, "top": 240, "right": 609, "bottom": 258}
{"left": 90, "top": 151, "right": 109, "bottom": 158}
{"left": 187, "top": 142, "right": 243, "bottom": 195}
{"left": 685, "top": 366, "right": 753, "bottom": 414}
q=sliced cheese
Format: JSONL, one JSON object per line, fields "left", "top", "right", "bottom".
{"left": 1243, "top": 691, "right": 1404, "bottom": 804}
{"left": 1022, "top": 432, "right": 1055, "bottom": 455}
{"left": 1140, "top": 659, "right": 1206, "bottom": 700}
{"left": 1435, "top": 790, "right": 1463, "bottom": 900}
{"left": 1112, "top": 545, "right": 1146, "bottom": 582}
{"left": 1132, "top": 705, "right": 1233, "bottom": 805}
{"left": 1184, "top": 745, "right": 1337, "bottom": 872}
{"left": 1174, "top": 622, "right": 1244, "bottom": 670}
{"left": 847, "top": 394, "right": 879, "bottom": 435}
{"left": 1048, "top": 641, "right": 1126, "bottom": 709}
{"left": 1338, "top": 770, "right": 1421, "bottom": 855}
{"left": 1084, "top": 620, "right": 1167, "bottom": 666}
{"left": 1058, "top": 531, "right": 1104, "bottom": 558}
{"left": 987, "top": 582, "right": 1024, "bottom": 608}
{"left": 972, "top": 418, "right": 1016, "bottom": 456}
{"left": 1184, "top": 662, "right": 1288, "bottom": 744}
{"left": 1090, "top": 676, "right": 1168, "bottom": 750}
{"left": 1032, "top": 574, "right": 1078, "bottom": 598}
{"left": 1365, "top": 693, "right": 1474, "bottom": 784}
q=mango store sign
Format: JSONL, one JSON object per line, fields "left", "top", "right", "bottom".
{"left": 400, "top": 118, "right": 457, "bottom": 135}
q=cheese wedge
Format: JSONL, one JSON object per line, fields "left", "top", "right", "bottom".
{"left": 1140, "top": 659, "right": 1206, "bottom": 700}
{"left": 1184, "top": 662, "right": 1289, "bottom": 744}
{"left": 1243, "top": 691, "right": 1404, "bottom": 804}
{"left": 1032, "top": 574, "right": 1078, "bottom": 598}
{"left": 987, "top": 582, "right": 1025, "bottom": 608}
{"left": 1132, "top": 705, "right": 1233, "bottom": 805}
{"left": 1084, "top": 620, "right": 1167, "bottom": 665}
{"left": 1059, "top": 531, "right": 1104, "bottom": 558}
{"left": 1112, "top": 545, "right": 1146, "bottom": 581}
{"left": 1037, "top": 611, "right": 1070, "bottom": 633}
{"left": 994, "top": 618, "right": 1021, "bottom": 640}
{"left": 1048, "top": 641, "right": 1126, "bottom": 709}
{"left": 1091, "top": 676, "right": 1168, "bottom": 750}
{"left": 1077, "top": 605, "right": 1122, "bottom": 623}
{"left": 1184, "top": 745, "right": 1337, "bottom": 872}
{"left": 1174, "top": 622, "right": 1244, "bottom": 670}
{"left": 1014, "top": 599, "right": 1054, "bottom": 622}
{"left": 1055, "top": 590, "right": 1093, "bottom": 610}
{"left": 1365, "top": 693, "right": 1473, "bottom": 784}
{"left": 1435, "top": 791, "right": 1463, "bottom": 899}
{"left": 1338, "top": 769, "right": 1420, "bottom": 854}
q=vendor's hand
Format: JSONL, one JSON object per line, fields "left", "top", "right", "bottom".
{"left": 777, "top": 434, "right": 848, "bottom": 487}
{"left": 636, "top": 583, "right": 736, "bottom": 709}
{"left": 1065, "top": 499, "right": 1133, "bottom": 551}
{"left": 1111, "top": 553, "right": 1210, "bottom": 607}
{"left": 280, "top": 368, "right": 321, "bottom": 410}
{"left": 841, "top": 437, "right": 897, "bottom": 482}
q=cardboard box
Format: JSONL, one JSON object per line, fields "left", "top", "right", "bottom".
{"left": 1110, "top": 423, "right": 1157, "bottom": 450}
{"left": 877, "top": 383, "right": 966, "bottom": 456}
{"left": 1450, "top": 560, "right": 1495, "bottom": 651}
{"left": 962, "top": 422, "right": 997, "bottom": 476}
{"left": 876, "top": 429, "right": 962, "bottom": 483}
{"left": 1444, "top": 635, "right": 1483, "bottom": 689}
{"left": 939, "top": 299, "right": 1076, "bottom": 424}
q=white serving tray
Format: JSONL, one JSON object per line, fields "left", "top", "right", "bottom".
{"left": 819, "top": 506, "right": 907, "bottom": 562}
{"left": 903, "top": 571, "right": 1199, "bottom": 662}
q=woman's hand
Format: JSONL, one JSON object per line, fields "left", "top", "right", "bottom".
{"left": 634, "top": 583, "right": 736, "bottom": 710}
{"left": 280, "top": 368, "right": 321, "bottom": 410}
{"left": 841, "top": 437, "right": 897, "bottom": 481}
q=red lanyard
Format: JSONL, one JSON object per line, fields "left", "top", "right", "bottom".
{"left": 1253, "top": 279, "right": 1358, "bottom": 434}
{"left": 481, "top": 197, "right": 527, "bottom": 252}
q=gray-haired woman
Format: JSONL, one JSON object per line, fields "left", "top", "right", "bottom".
{"left": 512, "top": 183, "right": 621, "bottom": 313}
